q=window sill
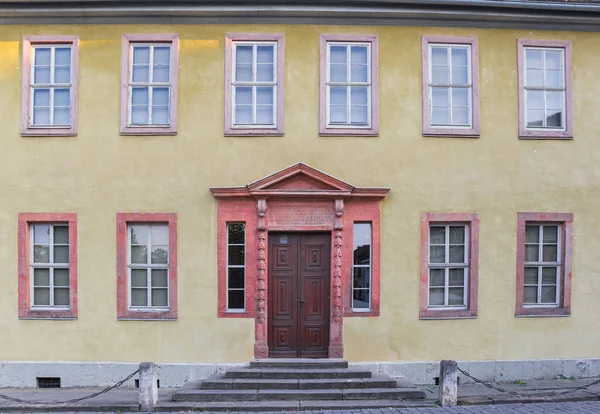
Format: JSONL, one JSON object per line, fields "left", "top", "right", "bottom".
{"left": 225, "top": 129, "right": 284, "bottom": 137}
{"left": 423, "top": 127, "right": 479, "bottom": 138}
{"left": 218, "top": 309, "right": 254, "bottom": 318}
{"left": 420, "top": 309, "right": 477, "bottom": 320}
{"left": 519, "top": 130, "right": 573, "bottom": 140}
{"left": 120, "top": 126, "right": 177, "bottom": 136}
{"left": 117, "top": 310, "right": 177, "bottom": 320}
{"left": 319, "top": 127, "right": 378, "bottom": 137}
{"left": 22, "top": 128, "right": 77, "bottom": 137}
{"left": 515, "top": 307, "right": 571, "bottom": 317}
{"left": 343, "top": 308, "right": 380, "bottom": 317}
{"left": 19, "top": 310, "right": 77, "bottom": 320}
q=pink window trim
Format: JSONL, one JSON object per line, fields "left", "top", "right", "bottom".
{"left": 18, "top": 213, "right": 78, "bottom": 319}
{"left": 120, "top": 34, "right": 179, "bottom": 136}
{"left": 116, "top": 213, "right": 178, "bottom": 320}
{"left": 224, "top": 33, "right": 285, "bottom": 137}
{"left": 421, "top": 36, "right": 480, "bottom": 138}
{"left": 319, "top": 34, "right": 379, "bottom": 137}
{"left": 517, "top": 39, "right": 573, "bottom": 140}
{"left": 419, "top": 212, "right": 479, "bottom": 319}
{"left": 515, "top": 212, "right": 573, "bottom": 317}
{"left": 21, "top": 36, "right": 79, "bottom": 137}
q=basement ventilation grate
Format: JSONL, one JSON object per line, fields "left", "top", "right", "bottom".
{"left": 37, "top": 377, "right": 61, "bottom": 388}
{"left": 135, "top": 379, "right": 160, "bottom": 388}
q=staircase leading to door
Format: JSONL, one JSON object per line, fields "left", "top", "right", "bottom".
{"left": 171, "top": 359, "right": 431, "bottom": 411}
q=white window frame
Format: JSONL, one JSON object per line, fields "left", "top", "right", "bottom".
{"left": 428, "top": 224, "right": 469, "bottom": 310}
{"left": 30, "top": 224, "right": 70, "bottom": 309}
{"left": 352, "top": 222, "right": 372, "bottom": 312}
{"left": 127, "top": 224, "right": 170, "bottom": 311}
{"left": 428, "top": 43, "right": 472, "bottom": 129}
{"left": 523, "top": 224, "right": 561, "bottom": 307}
{"left": 128, "top": 42, "right": 172, "bottom": 127}
{"left": 226, "top": 223, "right": 246, "bottom": 312}
{"left": 29, "top": 44, "right": 72, "bottom": 128}
{"left": 523, "top": 46, "right": 566, "bottom": 131}
{"left": 231, "top": 41, "right": 278, "bottom": 129}
{"left": 325, "top": 42, "right": 372, "bottom": 129}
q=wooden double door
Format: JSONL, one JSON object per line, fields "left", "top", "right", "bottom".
{"left": 268, "top": 232, "right": 331, "bottom": 358}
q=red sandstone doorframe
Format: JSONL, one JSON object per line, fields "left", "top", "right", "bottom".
{"left": 210, "top": 163, "right": 390, "bottom": 359}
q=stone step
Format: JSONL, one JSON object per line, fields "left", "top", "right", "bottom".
{"left": 158, "top": 399, "right": 438, "bottom": 412}
{"left": 225, "top": 368, "right": 372, "bottom": 379}
{"left": 249, "top": 358, "right": 348, "bottom": 369}
{"left": 198, "top": 374, "right": 397, "bottom": 390}
{"left": 172, "top": 388, "right": 424, "bottom": 402}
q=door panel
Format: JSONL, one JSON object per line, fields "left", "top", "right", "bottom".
{"left": 268, "top": 233, "right": 330, "bottom": 358}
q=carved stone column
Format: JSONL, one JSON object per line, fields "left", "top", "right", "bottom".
{"left": 329, "top": 199, "right": 344, "bottom": 358}
{"left": 254, "top": 199, "right": 269, "bottom": 359}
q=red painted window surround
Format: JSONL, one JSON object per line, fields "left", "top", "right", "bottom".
{"left": 515, "top": 212, "right": 573, "bottom": 317}
{"left": 18, "top": 213, "right": 78, "bottom": 319}
{"left": 120, "top": 34, "right": 180, "bottom": 136}
{"left": 224, "top": 33, "right": 285, "bottom": 137}
{"left": 319, "top": 34, "right": 379, "bottom": 137}
{"left": 116, "top": 213, "right": 178, "bottom": 320}
{"left": 421, "top": 35, "right": 480, "bottom": 138}
{"left": 419, "top": 212, "right": 480, "bottom": 320}
{"left": 21, "top": 36, "right": 80, "bottom": 137}
{"left": 517, "top": 39, "right": 573, "bottom": 140}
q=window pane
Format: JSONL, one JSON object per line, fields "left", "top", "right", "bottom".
{"left": 152, "top": 65, "right": 170, "bottom": 83}
{"left": 525, "top": 245, "right": 539, "bottom": 262}
{"left": 452, "top": 88, "right": 469, "bottom": 107}
{"left": 54, "top": 47, "right": 71, "bottom": 64}
{"left": 228, "top": 245, "right": 245, "bottom": 266}
{"left": 228, "top": 267, "right": 245, "bottom": 289}
{"left": 33, "top": 245, "right": 50, "bottom": 263}
{"left": 54, "top": 89, "right": 70, "bottom": 108}
{"left": 34, "top": 287, "right": 50, "bottom": 306}
{"left": 451, "top": 47, "right": 468, "bottom": 66}
{"left": 542, "top": 267, "right": 557, "bottom": 285}
{"left": 431, "top": 47, "right": 448, "bottom": 65}
{"left": 451, "top": 65, "right": 468, "bottom": 85}
{"left": 541, "top": 286, "right": 557, "bottom": 304}
{"left": 151, "top": 246, "right": 168, "bottom": 264}
{"left": 351, "top": 64, "right": 368, "bottom": 83}
{"left": 351, "top": 46, "right": 368, "bottom": 64}
{"left": 151, "top": 289, "right": 168, "bottom": 306}
{"left": 257, "top": 45, "right": 274, "bottom": 63}
{"left": 430, "top": 246, "right": 445, "bottom": 264}
{"left": 448, "top": 288, "right": 465, "bottom": 306}
{"left": 131, "top": 288, "right": 148, "bottom": 306}
{"left": 526, "top": 69, "right": 543, "bottom": 88}
{"left": 353, "top": 223, "right": 371, "bottom": 265}
{"left": 236, "top": 45, "right": 252, "bottom": 64}
{"left": 152, "top": 269, "right": 169, "bottom": 287}
{"left": 153, "top": 88, "right": 169, "bottom": 106}
{"left": 449, "top": 226, "right": 465, "bottom": 244}
{"left": 524, "top": 267, "right": 539, "bottom": 284}
{"left": 53, "top": 108, "right": 69, "bottom": 125}
{"left": 430, "top": 226, "right": 445, "bottom": 245}
{"left": 546, "top": 91, "right": 563, "bottom": 111}
{"left": 154, "top": 46, "right": 170, "bottom": 65}
{"left": 543, "top": 226, "right": 559, "bottom": 243}
{"left": 351, "top": 106, "right": 368, "bottom": 124}
{"left": 35, "top": 47, "right": 51, "bottom": 65}
{"left": 432, "top": 87, "right": 449, "bottom": 107}
{"left": 526, "top": 90, "right": 544, "bottom": 110}
{"left": 352, "top": 289, "right": 370, "bottom": 309}
{"left": 256, "top": 87, "right": 274, "bottom": 105}
{"left": 131, "top": 246, "right": 148, "bottom": 264}
{"left": 429, "top": 288, "right": 445, "bottom": 306}
{"left": 34, "top": 67, "right": 51, "bottom": 84}
{"left": 526, "top": 49, "right": 543, "bottom": 69}
{"left": 351, "top": 87, "right": 368, "bottom": 106}
{"left": 353, "top": 267, "right": 370, "bottom": 289}
{"left": 54, "top": 246, "right": 69, "bottom": 263}
{"left": 132, "top": 65, "right": 150, "bottom": 83}
{"left": 330, "top": 106, "right": 347, "bottom": 124}
{"left": 449, "top": 245, "right": 465, "bottom": 264}
{"left": 452, "top": 107, "right": 469, "bottom": 125}
{"left": 151, "top": 225, "right": 169, "bottom": 246}
{"left": 524, "top": 286, "right": 538, "bottom": 304}
{"left": 55, "top": 67, "right": 70, "bottom": 84}
{"left": 432, "top": 106, "right": 449, "bottom": 125}
{"left": 546, "top": 111, "right": 563, "bottom": 128}
{"left": 235, "top": 47, "right": 253, "bottom": 81}
{"left": 228, "top": 223, "right": 245, "bottom": 244}
{"left": 429, "top": 269, "right": 445, "bottom": 287}
{"left": 235, "top": 86, "right": 252, "bottom": 106}
{"left": 526, "top": 225, "right": 539, "bottom": 243}
{"left": 54, "top": 269, "right": 69, "bottom": 286}
{"left": 330, "top": 63, "right": 347, "bottom": 82}
{"left": 54, "top": 288, "right": 70, "bottom": 306}
{"left": 545, "top": 50, "right": 562, "bottom": 69}
{"left": 132, "top": 88, "right": 149, "bottom": 106}
{"left": 53, "top": 225, "right": 69, "bottom": 244}
{"left": 330, "top": 87, "right": 347, "bottom": 106}
{"left": 34, "top": 225, "right": 50, "bottom": 244}
{"left": 131, "top": 107, "right": 149, "bottom": 124}
{"left": 235, "top": 106, "right": 252, "bottom": 124}
{"left": 131, "top": 269, "right": 147, "bottom": 287}
{"left": 228, "top": 289, "right": 245, "bottom": 309}
{"left": 133, "top": 46, "right": 150, "bottom": 64}
{"left": 33, "top": 268, "right": 50, "bottom": 286}
{"left": 33, "top": 107, "right": 50, "bottom": 125}
{"left": 256, "top": 105, "right": 274, "bottom": 124}
{"left": 449, "top": 268, "right": 465, "bottom": 286}
{"left": 330, "top": 45, "right": 347, "bottom": 64}
{"left": 257, "top": 64, "right": 274, "bottom": 82}
{"left": 33, "top": 89, "right": 50, "bottom": 107}
{"left": 432, "top": 66, "right": 449, "bottom": 84}
{"left": 152, "top": 107, "right": 169, "bottom": 125}
{"left": 130, "top": 225, "right": 148, "bottom": 245}
{"left": 543, "top": 245, "right": 558, "bottom": 262}
{"left": 546, "top": 69, "right": 562, "bottom": 88}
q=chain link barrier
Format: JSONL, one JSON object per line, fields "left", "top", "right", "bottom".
{"left": 0, "top": 369, "right": 139, "bottom": 406}
{"left": 457, "top": 366, "right": 600, "bottom": 398}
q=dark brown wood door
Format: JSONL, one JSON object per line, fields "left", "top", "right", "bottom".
{"left": 268, "top": 233, "right": 330, "bottom": 358}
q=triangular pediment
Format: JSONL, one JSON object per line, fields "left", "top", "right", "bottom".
{"left": 247, "top": 163, "right": 354, "bottom": 193}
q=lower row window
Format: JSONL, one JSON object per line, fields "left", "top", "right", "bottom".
{"left": 227, "top": 223, "right": 246, "bottom": 311}
{"left": 352, "top": 222, "right": 372, "bottom": 311}
{"left": 31, "top": 224, "right": 70, "bottom": 307}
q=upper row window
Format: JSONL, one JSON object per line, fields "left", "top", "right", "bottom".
{"left": 21, "top": 34, "right": 573, "bottom": 140}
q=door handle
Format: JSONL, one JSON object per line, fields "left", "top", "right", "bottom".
{"left": 299, "top": 299, "right": 306, "bottom": 304}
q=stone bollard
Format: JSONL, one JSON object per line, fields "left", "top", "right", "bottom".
{"left": 438, "top": 360, "right": 458, "bottom": 407}
{"left": 139, "top": 362, "right": 158, "bottom": 412}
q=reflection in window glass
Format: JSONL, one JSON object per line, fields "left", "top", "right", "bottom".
{"left": 227, "top": 223, "right": 245, "bottom": 310}
{"left": 31, "top": 224, "right": 70, "bottom": 307}
{"left": 352, "top": 223, "right": 372, "bottom": 310}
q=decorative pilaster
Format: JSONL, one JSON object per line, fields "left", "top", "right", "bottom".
{"left": 254, "top": 199, "right": 269, "bottom": 358}
{"left": 329, "top": 199, "right": 344, "bottom": 358}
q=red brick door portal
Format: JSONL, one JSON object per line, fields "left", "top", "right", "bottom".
{"left": 268, "top": 233, "right": 331, "bottom": 358}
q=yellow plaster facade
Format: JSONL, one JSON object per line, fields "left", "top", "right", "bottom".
{"left": 0, "top": 24, "right": 597, "bottom": 364}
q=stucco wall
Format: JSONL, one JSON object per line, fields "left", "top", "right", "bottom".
{"left": 0, "top": 24, "right": 598, "bottom": 364}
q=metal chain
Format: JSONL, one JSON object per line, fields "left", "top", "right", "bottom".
{"left": 0, "top": 369, "right": 139, "bottom": 405}
{"left": 457, "top": 366, "right": 600, "bottom": 398}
